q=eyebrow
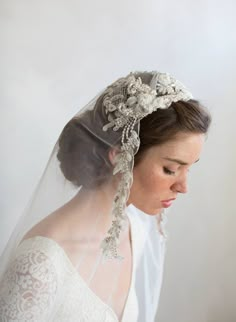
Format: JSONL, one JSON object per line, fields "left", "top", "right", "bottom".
{"left": 163, "top": 157, "right": 200, "bottom": 166}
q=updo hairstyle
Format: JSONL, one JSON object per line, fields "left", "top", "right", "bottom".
{"left": 57, "top": 72, "right": 211, "bottom": 188}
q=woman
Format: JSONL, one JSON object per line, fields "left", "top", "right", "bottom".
{"left": 0, "top": 71, "right": 211, "bottom": 321}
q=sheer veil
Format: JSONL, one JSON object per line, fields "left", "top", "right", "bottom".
{"left": 0, "top": 92, "right": 102, "bottom": 277}
{"left": 0, "top": 88, "right": 136, "bottom": 319}
{"left": 0, "top": 71, "right": 192, "bottom": 320}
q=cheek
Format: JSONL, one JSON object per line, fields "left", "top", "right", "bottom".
{"left": 149, "top": 170, "right": 169, "bottom": 192}
{"left": 138, "top": 166, "right": 170, "bottom": 193}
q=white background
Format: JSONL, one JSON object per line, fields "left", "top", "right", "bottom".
{"left": 1, "top": 0, "right": 235, "bottom": 321}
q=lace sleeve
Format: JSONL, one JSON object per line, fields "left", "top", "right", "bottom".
{"left": 0, "top": 240, "right": 59, "bottom": 321}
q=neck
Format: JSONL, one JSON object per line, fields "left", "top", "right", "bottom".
{"left": 63, "top": 183, "right": 118, "bottom": 238}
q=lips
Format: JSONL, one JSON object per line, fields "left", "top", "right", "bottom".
{"left": 161, "top": 198, "right": 176, "bottom": 202}
{"left": 161, "top": 198, "right": 176, "bottom": 208}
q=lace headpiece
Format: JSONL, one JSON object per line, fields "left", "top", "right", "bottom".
{"left": 100, "top": 71, "right": 193, "bottom": 258}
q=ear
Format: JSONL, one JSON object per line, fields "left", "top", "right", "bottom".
{"left": 108, "top": 146, "right": 120, "bottom": 166}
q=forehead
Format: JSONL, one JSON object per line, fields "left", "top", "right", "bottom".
{"left": 148, "top": 133, "right": 205, "bottom": 163}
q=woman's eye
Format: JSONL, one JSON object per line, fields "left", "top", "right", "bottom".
{"left": 163, "top": 167, "right": 175, "bottom": 175}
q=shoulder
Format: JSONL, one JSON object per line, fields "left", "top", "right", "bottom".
{"left": 18, "top": 236, "right": 68, "bottom": 266}
{"left": 21, "top": 208, "right": 87, "bottom": 267}
{"left": 22, "top": 208, "right": 67, "bottom": 242}
{"left": 2, "top": 236, "right": 68, "bottom": 289}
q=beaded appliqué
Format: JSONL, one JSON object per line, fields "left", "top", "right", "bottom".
{"left": 101, "top": 72, "right": 192, "bottom": 259}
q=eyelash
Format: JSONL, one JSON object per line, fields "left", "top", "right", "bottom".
{"left": 163, "top": 167, "right": 176, "bottom": 176}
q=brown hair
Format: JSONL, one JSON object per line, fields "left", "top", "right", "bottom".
{"left": 57, "top": 73, "right": 211, "bottom": 188}
{"left": 135, "top": 99, "right": 211, "bottom": 165}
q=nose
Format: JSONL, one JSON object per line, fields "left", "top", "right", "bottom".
{"left": 172, "top": 173, "right": 188, "bottom": 194}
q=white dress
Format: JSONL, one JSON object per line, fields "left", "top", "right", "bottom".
{"left": 0, "top": 205, "right": 167, "bottom": 322}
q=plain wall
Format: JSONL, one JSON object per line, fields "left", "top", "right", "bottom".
{"left": 1, "top": 0, "right": 235, "bottom": 321}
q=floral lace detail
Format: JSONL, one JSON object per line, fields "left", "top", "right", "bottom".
{"left": 101, "top": 72, "right": 191, "bottom": 258}
{"left": 0, "top": 241, "right": 58, "bottom": 321}
{"left": 102, "top": 72, "right": 192, "bottom": 133}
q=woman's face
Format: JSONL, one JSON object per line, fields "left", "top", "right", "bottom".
{"left": 127, "top": 132, "right": 205, "bottom": 215}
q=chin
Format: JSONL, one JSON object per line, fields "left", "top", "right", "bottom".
{"left": 146, "top": 208, "right": 163, "bottom": 216}
{"left": 133, "top": 203, "right": 163, "bottom": 216}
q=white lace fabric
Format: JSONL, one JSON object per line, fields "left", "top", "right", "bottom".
{"left": 0, "top": 208, "right": 167, "bottom": 322}
{"left": 0, "top": 237, "right": 120, "bottom": 322}
{"left": 0, "top": 238, "right": 59, "bottom": 321}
